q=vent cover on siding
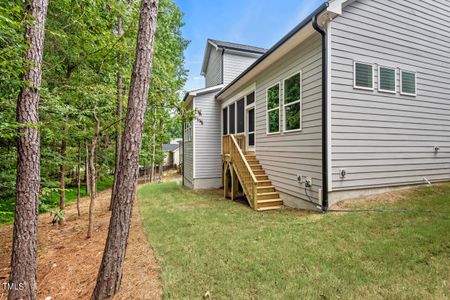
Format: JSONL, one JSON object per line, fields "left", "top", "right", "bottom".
{"left": 379, "top": 67, "right": 396, "bottom": 92}
{"left": 354, "top": 62, "right": 373, "bottom": 89}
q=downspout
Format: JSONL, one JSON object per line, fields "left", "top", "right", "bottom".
{"left": 312, "top": 10, "right": 329, "bottom": 212}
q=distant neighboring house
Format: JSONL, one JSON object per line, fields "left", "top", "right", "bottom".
{"left": 183, "top": 0, "right": 450, "bottom": 211}
{"left": 162, "top": 143, "right": 180, "bottom": 169}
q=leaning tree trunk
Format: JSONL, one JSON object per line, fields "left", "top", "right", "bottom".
{"left": 87, "top": 112, "right": 100, "bottom": 238}
{"left": 92, "top": 0, "right": 159, "bottom": 298}
{"left": 9, "top": 0, "right": 48, "bottom": 299}
{"left": 85, "top": 141, "right": 91, "bottom": 195}
{"left": 77, "top": 143, "right": 82, "bottom": 217}
{"left": 110, "top": 14, "right": 124, "bottom": 210}
{"left": 58, "top": 122, "right": 67, "bottom": 224}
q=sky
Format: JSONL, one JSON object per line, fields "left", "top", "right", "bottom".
{"left": 174, "top": 0, "right": 326, "bottom": 91}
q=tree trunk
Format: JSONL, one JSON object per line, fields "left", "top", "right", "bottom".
{"left": 9, "top": 0, "right": 48, "bottom": 299}
{"left": 92, "top": 0, "right": 159, "bottom": 298}
{"left": 110, "top": 14, "right": 124, "bottom": 210}
{"left": 87, "top": 111, "right": 100, "bottom": 238}
{"left": 58, "top": 123, "right": 67, "bottom": 225}
{"left": 150, "top": 105, "right": 156, "bottom": 182}
{"left": 77, "top": 143, "right": 82, "bottom": 217}
{"left": 85, "top": 142, "right": 91, "bottom": 195}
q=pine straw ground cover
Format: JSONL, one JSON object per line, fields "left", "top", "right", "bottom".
{"left": 0, "top": 187, "right": 162, "bottom": 300}
{"left": 139, "top": 181, "right": 450, "bottom": 300}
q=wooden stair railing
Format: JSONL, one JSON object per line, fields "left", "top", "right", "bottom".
{"left": 223, "top": 135, "right": 283, "bottom": 211}
{"left": 229, "top": 135, "right": 258, "bottom": 208}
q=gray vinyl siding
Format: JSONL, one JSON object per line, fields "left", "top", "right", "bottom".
{"left": 223, "top": 52, "right": 259, "bottom": 86}
{"left": 205, "top": 49, "right": 222, "bottom": 87}
{"left": 223, "top": 34, "right": 323, "bottom": 207}
{"left": 329, "top": 0, "right": 450, "bottom": 191}
{"left": 183, "top": 101, "right": 194, "bottom": 187}
{"left": 193, "top": 92, "right": 222, "bottom": 180}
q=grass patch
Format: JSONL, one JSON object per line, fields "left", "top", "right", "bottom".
{"left": 0, "top": 177, "right": 113, "bottom": 225}
{"left": 139, "top": 181, "right": 450, "bottom": 299}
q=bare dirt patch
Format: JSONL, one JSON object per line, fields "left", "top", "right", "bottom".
{"left": 0, "top": 187, "right": 162, "bottom": 300}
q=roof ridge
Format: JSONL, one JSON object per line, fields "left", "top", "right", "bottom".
{"left": 207, "top": 38, "right": 268, "bottom": 53}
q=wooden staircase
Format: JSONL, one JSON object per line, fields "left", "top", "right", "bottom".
{"left": 223, "top": 135, "right": 283, "bottom": 211}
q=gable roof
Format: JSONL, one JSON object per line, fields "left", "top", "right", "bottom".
{"left": 162, "top": 143, "right": 179, "bottom": 152}
{"left": 208, "top": 39, "right": 267, "bottom": 55}
{"left": 216, "top": 0, "right": 354, "bottom": 100}
{"left": 201, "top": 39, "right": 267, "bottom": 76}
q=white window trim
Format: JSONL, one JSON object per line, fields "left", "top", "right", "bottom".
{"left": 378, "top": 65, "right": 397, "bottom": 94}
{"left": 283, "top": 71, "right": 302, "bottom": 133}
{"left": 353, "top": 61, "right": 374, "bottom": 91}
{"left": 184, "top": 120, "right": 193, "bottom": 142}
{"left": 400, "top": 69, "right": 417, "bottom": 97}
{"left": 266, "top": 82, "right": 281, "bottom": 135}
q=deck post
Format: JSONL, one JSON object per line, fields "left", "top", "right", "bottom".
{"left": 231, "top": 167, "right": 239, "bottom": 200}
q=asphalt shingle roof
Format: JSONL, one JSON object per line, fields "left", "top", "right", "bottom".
{"left": 162, "top": 143, "right": 179, "bottom": 152}
{"left": 208, "top": 39, "right": 267, "bottom": 54}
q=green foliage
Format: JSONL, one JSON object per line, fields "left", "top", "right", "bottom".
{"left": 0, "top": 0, "right": 188, "bottom": 222}
{"left": 141, "top": 0, "right": 188, "bottom": 167}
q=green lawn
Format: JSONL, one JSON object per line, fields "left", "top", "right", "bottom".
{"left": 0, "top": 177, "right": 113, "bottom": 226}
{"left": 138, "top": 181, "right": 450, "bottom": 299}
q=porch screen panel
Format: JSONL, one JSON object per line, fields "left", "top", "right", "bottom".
{"left": 222, "top": 108, "right": 228, "bottom": 135}
{"left": 248, "top": 108, "right": 255, "bottom": 146}
{"left": 237, "top": 98, "right": 245, "bottom": 133}
{"left": 229, "top": 103, "right": 235, "bottom": 134}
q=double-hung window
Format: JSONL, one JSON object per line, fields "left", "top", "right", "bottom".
{"left": 354, "top": 62, "right": 374, "bottom": 90}
{"left": 378, "top": 66, "right": 396, "bottom": 93}
{"left": 400, "top": 70, "right": 416, "bottom": 96}
{"left": 184, "top": 121, "right": 192, "bottom": 141}
{"left": 266, "top": 83, "right": 280, "bottom": 134}
{"left": 283, "top": 72, "right": 302, "bottom": 131}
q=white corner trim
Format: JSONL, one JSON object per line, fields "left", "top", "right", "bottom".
{"left": 192, "top": 96, "right": 196, "bottom": 179}
{"left": 327, "top": 0, "right": 355, "bottom": 15}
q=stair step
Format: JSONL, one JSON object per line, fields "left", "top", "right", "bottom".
{"left": 257, "top": 198, "right": 284, "bottom": 207}
{"left": 253, "top": 170, "right": 266, "bottom": 176}
{"left": 250, "top": 165, "right": 263, "bottom": 171}
{"left": 255, "top": 175, "right": 269, "bottom": 180}
{"left": 247, "top": 158, "right": 259, "bottom": 163}
{"left": 257, "top": 180, "right": 272, "bottom": 187}
{"left": 257, "top": 192, "right": 280, "bottom": 200}
{"left": 256, "top": 205, "right": 283, "bottom": 211}
{"left": 257, "top": 186, "right": 275, "bottom": 193}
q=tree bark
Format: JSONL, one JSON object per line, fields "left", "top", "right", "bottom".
{"left": 77, "top": 143, "right": 82, "bottom": 217}
{"left": 92, "top": 0, "right": 159, "bottom": 298}
{"left": 85, "top": 142, "right": 91, "bottom": 195}
{"left": 58, "top": 122, "right": 67, "bottom": 225}
{"left": 9, "top": 0, "right": 48, "bottom": 299}
{"left": 110, "top": 14, "right": 124, "bottom": 210}
{"left": 87, "top": 111, "right": 100, "bottom": 238}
